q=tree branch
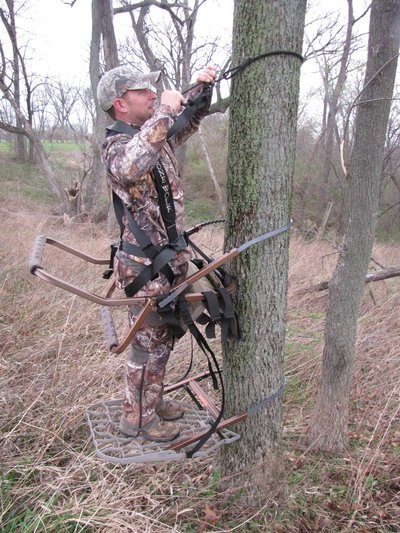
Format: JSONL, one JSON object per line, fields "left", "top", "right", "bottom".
{"left": 114, "top": 1, "right": 185, "bottom": 26}
{"left": 313, "top": 266, "right": 400, "bottom": 291}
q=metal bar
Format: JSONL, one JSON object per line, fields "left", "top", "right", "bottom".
{"left": 169, "top": 413, "right": 247, "bottom": 452}
{"left": 165, "top": 370, "right": 212, "bottom": 393}
{"left": 46, "top": 238, "right": 110, "bottom": 264}
{"left": 34, "top": 269, "right": 149, "bottom": 307}
{"left": 188, "top": 381, "right": 220, "bottom": 420}
{"left": 34, "top": 267, "right": 228, "bottom": 309}
{"left": 110, "top": 299, "right": 154, "bottom": 354}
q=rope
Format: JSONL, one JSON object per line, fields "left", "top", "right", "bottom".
{"left": 182, "top": 50, "right": 304, "bottom": 95}
{"left": 219, "top": 51, "right": 304, "bottom": 82}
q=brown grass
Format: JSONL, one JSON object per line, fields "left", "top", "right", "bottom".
{"left": 1, "top": 204, "right": 399, "bottom": 532}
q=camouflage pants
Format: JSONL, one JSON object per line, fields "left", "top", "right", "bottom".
{"left": 118, "top": 259, "right": 189, "bottom": 427}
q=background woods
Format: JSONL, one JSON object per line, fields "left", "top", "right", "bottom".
{"left": 1, "top": 0, "right": 400, "bottom": 530}
{"left": 0, "top": 0, "right": 399, "bottom": 239}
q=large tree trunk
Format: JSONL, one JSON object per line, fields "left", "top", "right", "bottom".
{"left": 307, "top": 0, "right": 400, "bottom": 452}
{"left": 219, "top": 0, "right": 306, "bottom": 494}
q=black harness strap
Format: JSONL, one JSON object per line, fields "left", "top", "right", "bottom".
{"left": 218, "top": 287, "right": 235, "bottom": 343}
{"left": 152, "top": 162, "right": 179, "bottom": 244}
{"left": 166, "top": 84, "right": 213, "bottom": 140}
{"left": 112, "top": 191, "right": 177, "bottom": 293}
{"left": 107, "top": 121, "right": 188, "bottom": 295}
{"left": 177, "top": 298, "right": 225, "bottom": 458}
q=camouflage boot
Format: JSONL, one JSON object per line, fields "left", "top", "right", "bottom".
{"left": 119, "top": 413, "right": 180, "bottom": 442}
{"left": 156, "top": 397, "right": 186, "bottom": 421}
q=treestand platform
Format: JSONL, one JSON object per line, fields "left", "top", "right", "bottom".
{"left": 86, "top": 372, "right": 243, "bottom": 464}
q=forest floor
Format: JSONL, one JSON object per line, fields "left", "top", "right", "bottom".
{"left": 1, "top": 197, "right": 399, "bottom": 532}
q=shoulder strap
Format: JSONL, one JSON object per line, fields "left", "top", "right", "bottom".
{"left": 106, "top": 120, "right": 180, "bottom": 246}
{"left": 106, "top": 120, "right": 140, "bottom": 137}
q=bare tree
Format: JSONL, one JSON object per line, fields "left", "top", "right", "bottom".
{"left": 85, "top": 0, "right": 119, "bottom": 212}
{"left": 46, "top": 81, "right": 81, "bottom": 142}
{"left": 304, "top": 1, "right": 370, "bottom": 234}
{"left": 0, "top": 0, "right": 64, "bottom": 201}
{"left": 0, "top": 0, "right": 27, "bottom": 160}
{"left": 219, "top": 0, "right": 306, "bottom": 494}
{"left": 307, "top": 0, "right": 400, "bottom": 452}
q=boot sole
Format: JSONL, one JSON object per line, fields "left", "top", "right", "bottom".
{"left": 140, "top": 428, "right": 180, "bottom": 442}
{"left": 119, "top": 417, "right": 180, "bottom": 442}
{"left": 156, "top": 411, "right": 185, "bottom": 421}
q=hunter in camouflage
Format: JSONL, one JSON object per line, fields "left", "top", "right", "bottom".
{"left": 97, "top": 64, "right": 217, "bottom": 441}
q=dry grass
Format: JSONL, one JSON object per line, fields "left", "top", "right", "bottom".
{"left": 1, "top": 203, "right": 399, "bottom": 532}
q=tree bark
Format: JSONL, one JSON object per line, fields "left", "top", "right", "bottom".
{"left": 307, "top": 0, "right": 400, "bottom": 452}
{"left": 219, "top": 0, "right": 306, "bottom": 495}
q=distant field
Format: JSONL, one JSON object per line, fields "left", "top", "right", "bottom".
{"left": 0, "top": 140, "right": 85, "bottom": 153}
{"left": 0, "top": 141, "right": 11, "bottom": 151}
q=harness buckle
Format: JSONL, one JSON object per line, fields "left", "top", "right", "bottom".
{"left": 170, "top": 234, "right": 188, "bottom": 252}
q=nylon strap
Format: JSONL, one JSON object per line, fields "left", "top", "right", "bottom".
{"left": 246, "top": 378, "right": 287, "bottom": 417}
{"left": 167, "top": 84, "right": 213, "bottom": 140}
{"left": 177, "top": 299, "right": 225, "bottom": 459}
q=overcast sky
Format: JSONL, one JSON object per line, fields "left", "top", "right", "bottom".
{"left": 22, "top": 0, "right": 234, "bottom": 84}
{"left": 8, "top": 0, "right": 375, "bottom": 121}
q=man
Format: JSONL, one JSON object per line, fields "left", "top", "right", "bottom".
{"left": 97, "top": 64, "right": 217, "bottom": 442}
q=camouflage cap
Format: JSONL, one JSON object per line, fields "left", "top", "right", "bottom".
{"left": 97, "top": 66, "right": 161, "bottom": 112}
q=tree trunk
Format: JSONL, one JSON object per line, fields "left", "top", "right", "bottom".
{"left": 86, "top": 0, "right": 118, "bottom": 212}
{"left": 219, "top": 0, "right": 306, "bottom": 495}
{"left": 307, "top": 0, "right": 400, "bottom": 452}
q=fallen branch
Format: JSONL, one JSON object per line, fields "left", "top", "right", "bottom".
{"left": 314, "top": 266, "right": 400, "bottom": 292}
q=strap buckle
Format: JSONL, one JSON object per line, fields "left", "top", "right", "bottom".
{"left": 170, "top": 234, "right": 188, "bottom": 252}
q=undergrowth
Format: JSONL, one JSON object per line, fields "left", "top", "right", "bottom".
{"left": 0, "top": 200, "right": 399, "bottom": 532}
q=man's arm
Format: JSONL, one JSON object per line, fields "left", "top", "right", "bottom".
{"left": 102, "top": 106, "right": 176, "bottom": 191}
{"left": 170, "top": 65, "right": 218, "bottom": 148}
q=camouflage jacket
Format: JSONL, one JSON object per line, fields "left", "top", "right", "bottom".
{"left": 101, "top": 84, "right": 211, "bottom": 288}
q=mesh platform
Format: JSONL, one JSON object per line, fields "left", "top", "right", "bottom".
{"left": 86, "top": 398, "right": 240, "bottom": 464}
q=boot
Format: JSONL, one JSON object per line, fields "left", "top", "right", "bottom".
{"left": 156, "top": 398, "right": 186, "bottom": 421}
{"left": 119, "top": 413, "right": 180, "bottom": 442}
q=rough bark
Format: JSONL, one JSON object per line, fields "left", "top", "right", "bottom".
{"left": 219, "top": 0, "right": 306, "bottom": 494}
{"left": 307, "top": 0, "right": 400, "bottom": 452}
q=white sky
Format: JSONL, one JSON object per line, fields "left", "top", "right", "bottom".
{"left": 21, "top": 0, "right": 234, "bottom": 84}
{"left": 7, "top": 0, "right": 374, "bottom": 121}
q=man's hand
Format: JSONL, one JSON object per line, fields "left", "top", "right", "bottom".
{"left": 196, "top": 65, "right": 218, "bottom": 84}
{"left": 160, "top": 90, "right": 185, "bottom": 113}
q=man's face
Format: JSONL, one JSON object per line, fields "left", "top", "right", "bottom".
{"left": 117, "top": 88, "right": 157, "bottom": 126}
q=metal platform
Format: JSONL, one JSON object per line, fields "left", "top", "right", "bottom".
{"left": 86, "top": 398, "right": 241, "bottom": 464}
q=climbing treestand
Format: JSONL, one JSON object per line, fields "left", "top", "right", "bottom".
{"left": 29, "top": 51, "right": 300, "bottom": 463}
{"left": 29, "top": 219, "right": 289, "bottom": 463}
{"left": 29, "top": 223, "right": 241, "bottom": 463}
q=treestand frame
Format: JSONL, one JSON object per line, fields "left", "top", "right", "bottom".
{"left": 29, "top": 233, "right": 245, "bottom": 463}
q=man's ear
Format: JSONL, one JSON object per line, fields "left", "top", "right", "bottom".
{"left": 113, "top": 98, "right": 127, "bottom": 114}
